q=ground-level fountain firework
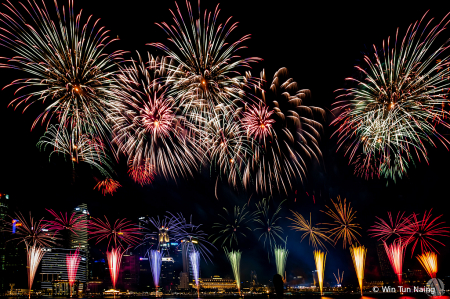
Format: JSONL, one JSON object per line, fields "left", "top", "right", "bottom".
{"left": 226, "top": 249, "right": 241, "bottom": 295}
{"left": 190, "top": 250, "right": 201, "bottom": 296}
{"left": 107, "top": 248, "right": 123, "bottom": 290}
{"left": 66, "top": 249, "right": 81, "bottom": 297}
{"left": 150, "top": 250, "right": 162, "bottom": 289}
{"left": 313, "top": 250, "right": 326, "bottom": 296}
{"left": 350, "top": 245, "right": 366, "bottom": 295}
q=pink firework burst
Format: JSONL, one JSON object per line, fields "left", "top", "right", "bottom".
{"left": 94, "top": 179, "right": 121, "bottom": 196}
{"left": 368, "top": 212, "right": 411, "bottom": 241}
{"left": 128, "top": 161, "right": 155, "bottom": 186}
{"left": 241, "top": 103, "right": 275, "bottom": 140}
{"left": 384, "top": 239, "right": 407, "bottom": 285}
{"left": 403, "top": 210, "right": 450, "bottom": 256}
{"left": 140, "top": 95, "right": 175, "bottom": 138}
{"left": 89, "top": 216, "right": 141, "bottom": 249}
{"left": 45, "top": 209, "right": 87, "bottom": 235}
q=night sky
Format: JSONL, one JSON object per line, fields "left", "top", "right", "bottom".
{"left": 1, "top": 0, "right": 449, "bottom": 286}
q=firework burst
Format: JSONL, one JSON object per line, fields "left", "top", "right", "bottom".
{"left": 94, "top": 179, "right": 121, "bottom": 196}
{"left": 350, "top": 245, "right": 367, "bottom": 296}
{"left": 211, "top": 203, "right": 256, "bottom": 248}
{"left": 313, "top": 250, "right": 326, "bottom": 296}
{"left": 242, "top": 68, "right": 324, "bottom": 194}
{"left": 0, "top": 0, "right": 123, "bottom": 139}
{"left": 89, "top": 216, "right": 141, "bottom": 249}
{"left": 403, "top": 210, "right": 450, "bottom": 256}
{"left": 417, "top": 251, "right": 438, "bottom": 279}
{"left": 149, "top": 1, "right": 261, "bottom": 119}
{"left": 321, "top": 196, "right": 361, "bottom": 248}
{"left": 128, "top": 160, "right": 155, "bottom": 186}
{"left": 110, "top": 53, "right": 200, "bottom": 180}
{"left": 332, "top": 13, "right": 450, "bottom": 181}
{"left": 368, "top": 212, "right": 411, "bottom": 242}
{"left": 10, "top": 212, "right": 56, "bottom": 248}
{"left": 288, "top": 211, "right": 333, "bottom": 250}
{"left": 254, "top": 198, "right": 285, "bottom": 251}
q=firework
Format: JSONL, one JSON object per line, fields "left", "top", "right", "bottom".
{"left": 26, "top": 243, "right": 46, "bottom": 298}
{"left": 403, "top": 210, "right": 450, "bottom": 256}
{"left": 128, "top": 160, "right": 155, "bottom": 186}
{"left": 45, "top": 209, "right": 86, "bottom": 235}
{"left": 242, "top": 68, "right": 325, "bottom": 194}
{"left": 368, "top": 212, "right": 411, "bottom": 242}
{"left": 225, "top": 249, "right": 242, "bottom": 295}
{"left": 10, "top": 212, "right": 56, "bottom": 248}
{"left": 66, "top": 248, "right": 80, "bottom": 297}
{"left": 384, "top": 239, "right": 406, "bottom": 284}
{"left": 107, "top": 247, "right": 123, "bottom": 290}
{"left": 203, "top": 108, "right": 252, "bottom": 188}
{"left": 417, "top": 252, "right": 438, "bottom": 279}
{"left": 149, "top": 1, "right": 261, "bottom": 119}
{"left": 89, "top": 216, "right": 141, "bottom": 249}
{"left": 190, "top": 250, "right": 201, "bottom": 296}
{"left": 149, "top": 250, "right": 162, "bottom": 288}
{"left": 211, "top": 203, "right": 255, "bottom": 248}
{"left": 350, "top": 245, "right": 367, "bottom": 296}
{"left": 274, "top": 244, "right": 289, "bottom": 281}
{"left": 321, "top": 196, "right": 361, "bottom": 248}
{"left": 255, "top": 198, "right": 285, "bottom": 251}
{"left": 37, "top": 125, "right": 114, "bottom": 178}
{"left": 288, "top": 211, "right": 333, "bottom": 249}
{"left": 332, "top": 13, "right": 450, "bottom": 181}
{"left": 333, "top": 269, "right": 344, "bottom": 286}
{"left": 0, "top": 0, "right": 123, "bottom": 140}
{"left": 110, "top": 53, "right": 200, "bottom": 180}
{"left": 94, "top": 179, "right": 121, "bottom": 196}
{"left": 313, "top": 250, "right": 327, "bottom": 295}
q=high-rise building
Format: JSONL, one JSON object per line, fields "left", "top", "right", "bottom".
{"left": 159, "top": 242, "right": 182, "bottom": 291}
{"left": 181, "top": 238, "right": 197, "bottom": 282}
{"left": 377, "top": 243, "right": 393, "bottom": 279}
{"left": 40, "top": 248, "right": 88, "bottom": 292}
{"left": 119, "top": 253, "right": 140, "bottom": 291}
{"left": 70, "top": 204, "right": 90, "bottom": 281}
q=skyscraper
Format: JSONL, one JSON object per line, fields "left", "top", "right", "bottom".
{"left": 70, "top": 204, "right": 90, "bottom": 281}
{"left": 377, "top": 243, "right": 393, "bottom": 280}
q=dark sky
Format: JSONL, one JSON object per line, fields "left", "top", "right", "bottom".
{"left": 1, "top": 0, "right": 450, "bottom": 286}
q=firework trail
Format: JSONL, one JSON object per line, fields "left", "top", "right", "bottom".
{"left": 274, "top": 243, "right": 289, "bottom": 281}
{"left": 313, "top": 250, "right": 326, "bottom": 296}
{"left": 225, "top": 249, "right": 242, "bottom": 295}
{"left": 149, "top": 250, "right": 162, "bottom": 288}
{"left": 66, "top": 248, "right": 80, "bottom": 297}
{"left": 211, "top": 203, "right": 256, "bottom": 248}
{"left": 350, "top": 245, "right": 367, "bottom": 296}
{"left": 128, "top": 160, "right": 155, "bottom": 186}
{"left": 190, "top": 250, "right": 201, "bottom": 296}
{"left": 0, "top": 0, "right": 123, "bottom": 141}
{"left": 149, "top": 1, "right": 261, "bottom": 120}
{"left": 403, "top": 210, "right": 450, "bottom": 256}
{"left": 288, "top": 211, "right": 333, "bottom": 250}
{"left": 110, "top": 53, "right": 201, "bottom": 180}
{"left": 417, "top": 252, "right": 438, "bottom": 279}
{"left": 332, "top": 13, "right": 450, "bottom": 181}
{"left": 242, "top": 68, "right": 325, "bottom": 194}
{"left": 321, "top": 196, "right": 360, "bottom": 248}
{"left": 333, "top": 269, "right": 344, "bottom": 286}
{"left": 107, "top": 247, "right": 123, "bottom": 290}
{"left": 384, "top": 239, "right": 406, "bottom": 284}
{"left": 27, "top": 243, "right": 45, "bottom": 298}
{"left": 94, "top": 179, "right": 121, "bottom": 196}
{"left": 255, "top": 198, "right": 285, "bottom": 252}
{"left": 368, "top": 212, "right": 411, "bottom": 242}
{"left": 38, "top": 125, "right": 114, "bottom": 178}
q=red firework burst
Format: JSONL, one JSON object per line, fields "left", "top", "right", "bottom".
{"left": 45, "top": 209, "right": 87, "bottom": 235}
{"left": 368, "top": 212, "right": 411, "bottom": 241}
{"left": 403, "top": 210, "right": 450, "bottom": 256}
{"left": 141, "top": 95, "right": 174, "bottom": 138}
{"left": 89, "top": 216, "right": 141, "bottom": 249}
{"left": 242, "top": 103, "right": 275, "bottom": 140}
{"left": 128, "top": 161, "right": 155, "bottom": 186}
{"left": 94, "top": 179, "right": 121, "bottom": 196}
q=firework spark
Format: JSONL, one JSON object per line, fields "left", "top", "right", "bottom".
{"left": 368, "top": 212, "right": 411, "bottom": 242}
{"left": 149, "top": 1, "right": 261, "bottom": 119}
{"left": 190, "top": 250, "right": 201, "bottom": 296}
{"left": 417, "top": 251, "right": 438, "bottom": 279}
{"left": 225, "top": 249, "right": 242, "bottom": 295}
{"left": 403, "top": 210, "right": 450, "bottom": 256}
{"left": 107, "top": 247, "right": 123, "bottom": 290}
{"left": 45, "top": 209, "right": 86, "bottom": 235}
{"left": 149, "top": 250, "right": 162, "bottom": 288}
{"left": 0, "top": 0, "right": 123, "bottom": 139}
{"left": 110, "top": 53, "right": 200, "bottom": 180}
{"left": 27, "top": 243, "right": 45, "bottom": 298}
{"left": 89, "top": 216, "right": 141, "bottom": 249}
{"left": 10, "top": 212, "right": 56, "bottom": 248}
{"left": 211, "top": 204, "right": 255, "bottom": 248}
{"left": 274, "top": 243, "right": 289, "bottom": 281}
{"left": 313, "top": 250, "right": 327, "bottom": 296}
{"left": 333, "top": 269, "right": 344, "bottom": 286}
{"left": 255, "top": 198, "right": 285, "bottom": 251}
{"left": 288, "top": 211, "right": 333, "bottom": 250}
{"left": 128, "top": 160, "right": 155, "bottom": 186}
{"left": 242, "top": 68, "right": 325, "bottom": 194}
{"left": 350, "top": 245, "right": 367, "bottom": 296}
{"left": 332, "top": 13, "right": 450, "bottom": 181}
{"left": 66, "top": 248, "right": 80, "bottom": 297}
{"left": 94, "top": 179, "right": 121, "bottom": 196}
{"left": 384, "top": 239, "right": 406, "bottom": 284}
{"left": 321, "top": 196, "right": 361, "bottom": 248}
